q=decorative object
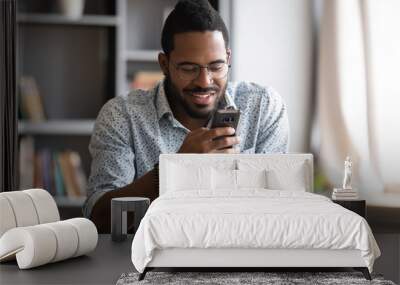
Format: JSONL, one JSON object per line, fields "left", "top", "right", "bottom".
{"left": 0, "top": 218, "right": 97, "bottom": 269}
{"left": 332, "top": 156, "right": 359, "bottom": 200}
{"left": 111, "top": 197, "right": 150, "bottom": 242}
{"left": 0, "top": 189, "right": 97, "bottom": 269}
{"left": 0, "top": 189, "right": 60, "bottom": 236}
{"left": 57, "top": 0, "right": 85, "bottom": 19}
{"left": 343, "top": 156, "right": 353, "bottom": 190}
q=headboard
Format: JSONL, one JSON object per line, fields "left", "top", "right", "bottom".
{"left": 159, "top": 154, "right": 314, "bottom": 195}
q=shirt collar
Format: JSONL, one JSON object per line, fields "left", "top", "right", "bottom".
{"left": 220, "top": 85, "right": 237, "bottom": 110}
{"left": 155, "top": 79, "right": 237, "bottom": 121}
{"left": 155, "top": 79, "right": 173, "bottom": 120}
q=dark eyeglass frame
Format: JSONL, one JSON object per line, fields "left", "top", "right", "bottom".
{"left": 170, "top": 58, "right": 231, "bottom": 81}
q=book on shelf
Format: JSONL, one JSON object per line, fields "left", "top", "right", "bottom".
{"left": 19, "top": 76, "right": 46, "bottom": 122}
{"left": 69, "top": 151, "right": 88, "bottom": 196}
{"left": 33, "top": 151, "right": 44, "bottom": 189}
{"left": 19, "top": 139, "right": 87, "bottom": 199}
{"left": 130, "top": 71, "right": 164, "bottom": 91}
{"left": 59, "top": 151, "right": 83, "bottom": 198}
{"left": 41, "top": 149, "right": 56, "bottom": 196}
{"left": 53, "top": 152, "right": 66, "bottom": 197}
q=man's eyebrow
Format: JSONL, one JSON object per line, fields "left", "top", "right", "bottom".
{"left": 176, "top": 61, "right": 197, "bottom": 66}
{"left": 209, "top": 59, "right": 226, "bottom": 64}
{"left": 176, "top": 59, "right": 226, "bottom": 66}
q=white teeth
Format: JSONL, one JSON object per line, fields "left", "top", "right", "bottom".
{"left": 192, "top": 93, "right": 213, "bottom": 98}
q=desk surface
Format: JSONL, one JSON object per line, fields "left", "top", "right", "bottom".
{"left": 0, "top": 235, "right": 134, "bottom": 285}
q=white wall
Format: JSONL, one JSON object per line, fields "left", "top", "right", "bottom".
{"left": 230, "top": 0, "right": 314, "bottom": 152}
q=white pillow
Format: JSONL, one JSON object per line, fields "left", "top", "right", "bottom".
{"left": 212, "top": 169, "right": 268, "bottom": 190}
{"left": 266, "top": 162, "right": 307, "bottom": 191}
{"left": 212, "top": 169, "right": 237, "bottom": 190}
{"left": 238, "top": 159, "right": 309, "bottom": 191}
{"left": 236, "top": 169, "right": 268, "bottom": 189}
{"left": 167, "top": 162, "right": 212, "bottom": 191}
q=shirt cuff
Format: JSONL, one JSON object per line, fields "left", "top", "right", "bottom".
{"left": 83, "top": 189, "right": 108, "bottom": 218}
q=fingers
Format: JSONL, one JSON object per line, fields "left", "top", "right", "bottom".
{"left": 177, "top": 127, "right": 240, "bottom": 154}
{"left": 211, "top": 147, "right": 240, "bottom": 154}
{"left": 210, "top": 135, "right": 240, "bottom": 151}
{"left": 203, "top": 127, "right": 236, "bottom": 141}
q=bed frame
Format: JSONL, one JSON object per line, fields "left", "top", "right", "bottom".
{"left": 139, "top": 248, "right": 371, "bottom": 280}
{"left": 137, "top": 154, "right": 372, "bottom": 281}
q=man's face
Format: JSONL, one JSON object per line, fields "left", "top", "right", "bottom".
{"left": 161, "top": 31, "right": 231, "bottom": 119}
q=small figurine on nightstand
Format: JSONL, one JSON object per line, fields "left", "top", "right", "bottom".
{"left": 332, "top": 156, "right": 358, "bottom": 200}
{"left": 342, "top": 156, "right": 352, "bottom": 190}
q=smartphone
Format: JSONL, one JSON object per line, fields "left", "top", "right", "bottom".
{"left": 210, "top": 108, "right": 241, "bottom": 134}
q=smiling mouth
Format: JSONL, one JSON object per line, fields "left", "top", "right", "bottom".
{"left": 189, "top": 91, "right": 215, "bottom": 105}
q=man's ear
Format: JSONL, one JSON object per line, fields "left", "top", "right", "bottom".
{"left": 158, "top": 53, "right": 169, "bottom": 75}
{"left": 226, "top": 48, "right": 232, "bottom": 64}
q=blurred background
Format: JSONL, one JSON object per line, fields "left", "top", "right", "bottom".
{"left": 15, "top": 0, "right": 399, "bottom": 282}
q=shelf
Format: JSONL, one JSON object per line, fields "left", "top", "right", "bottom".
{"left": 124, "top": 50, "right": 160, "bottom": 62}
{"left": 54, "top": 196, "right": 86, "bottom": 207}
{"left": 17, "top": 13, "right": 119, "bottom": 27}
{"left": 19, "top": 120, "right": 95, "bottom": 135}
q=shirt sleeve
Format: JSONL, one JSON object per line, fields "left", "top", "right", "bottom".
{"left": 83, "top": 97, "right": 135, "bottom": 218}
{"left": 256, "top": 87, "right": 290, "bottom": 154}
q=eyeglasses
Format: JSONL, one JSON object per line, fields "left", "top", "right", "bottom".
{"left": 171, "top": 61, "right": 231, "bottom": 81}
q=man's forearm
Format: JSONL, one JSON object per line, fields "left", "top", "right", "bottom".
{"left": 90, "top": 168, "right": 159, "bottom": 233}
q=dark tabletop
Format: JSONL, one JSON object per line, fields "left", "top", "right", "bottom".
{"left": 0, "top": 235, "right": 134, "bottom": 285}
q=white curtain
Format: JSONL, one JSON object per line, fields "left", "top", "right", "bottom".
{"left": 231, "top": 0, "right": 314, "bottom": 152}
{"left": 317, "top": 0, "right": 400, "bottom": 207}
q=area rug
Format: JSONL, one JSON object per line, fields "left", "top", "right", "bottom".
{"left": 116, "top": 271, "right": 396, "bottom": 285}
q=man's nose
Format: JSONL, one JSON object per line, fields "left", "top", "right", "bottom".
{"left": 194, "top": 67, "right": 213, "bottom": 87}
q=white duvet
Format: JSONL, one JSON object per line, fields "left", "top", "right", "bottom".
{"left": 131, "top": 190, "right": 380, "bottom": 273}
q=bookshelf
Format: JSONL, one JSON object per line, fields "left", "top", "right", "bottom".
{"left": 17, "top": 0, "right": 118, "bottom": 214}
{"left": 17, "top": 14, "right": 119, "bottom": 26}
{"left": 17, "top": 0, "right": 229, "bottom": 216}
{"left": 123, "top": 50, "right": 160, "bottom": 62}
{"left": 19, "top": 120, "right": 95, "bottom": 135}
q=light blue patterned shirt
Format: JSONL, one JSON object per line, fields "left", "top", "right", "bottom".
{"left": 83, "top": 80, "right": 289, "bottom": 217}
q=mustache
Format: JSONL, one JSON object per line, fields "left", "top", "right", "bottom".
{"left": 184, "top": 86, "right": 220, "bottom": 93}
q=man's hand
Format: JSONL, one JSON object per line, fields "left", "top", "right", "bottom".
{"left": 178, "top": 127, "right": 240, "bottom": 154}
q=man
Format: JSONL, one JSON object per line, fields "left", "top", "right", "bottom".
{"left": 84, "top": 0, "right": 289, "bottom": 232}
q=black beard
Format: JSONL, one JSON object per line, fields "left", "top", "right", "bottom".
{"left": 164, "top": 76, "right": 226, "bottom": 119}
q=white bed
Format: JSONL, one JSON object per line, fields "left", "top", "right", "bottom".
{"left": 131, "top": 154, "right": 380, "bottom": 280}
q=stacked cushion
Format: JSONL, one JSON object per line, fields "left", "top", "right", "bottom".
{"left": 0, "top": 189, "right": 59, "bottom": 237}
{"left": 0, "top": 189, "right": 97, "bottom": 269}
{"left": 0, "top": 218, "right": 97, "bottom": 269}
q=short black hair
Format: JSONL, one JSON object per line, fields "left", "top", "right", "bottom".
{"left": 161, "top": 0, "right": 229, "bottom": 55}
